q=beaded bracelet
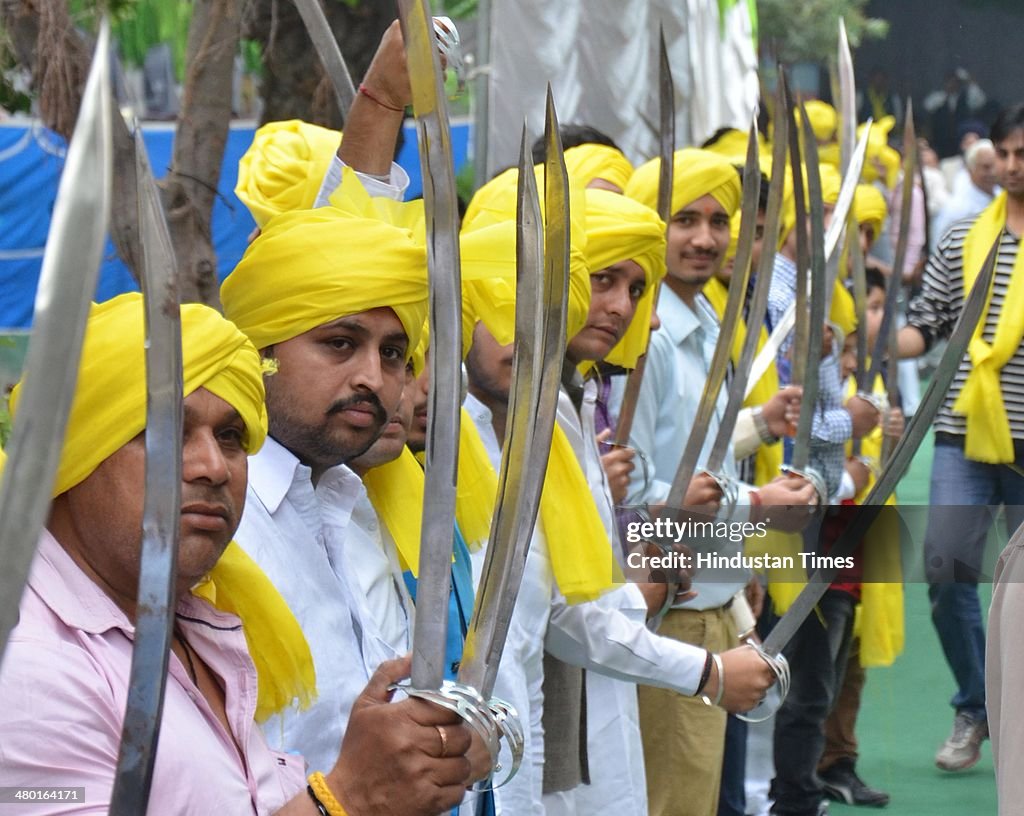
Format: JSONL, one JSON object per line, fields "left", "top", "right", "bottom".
{"left": 308, "top": 772, "right": 348, "bottom": 816}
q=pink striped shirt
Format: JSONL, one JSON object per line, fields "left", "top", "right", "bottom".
{"left": 0, "top": 531, "right": 306, "bottom": 814}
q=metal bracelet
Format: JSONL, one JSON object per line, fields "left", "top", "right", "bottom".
{"left": 735, "top": 642, "right": 792, "bottom": 724}
{"left": 702, "top": 652, "right": 726, "bottom": 707}
{"left": 752, "top": 405, "right": 780, "bottom": 445}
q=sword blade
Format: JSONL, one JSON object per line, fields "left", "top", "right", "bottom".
{"left": 293, "top": 0, "right": 357, "bottom": 122}
{"left": 790, "top": 102, "right": 828, "bottom": 473}
{"left": 707, "top": 72, "right": 789, "bottom": 468}
{"left": 0, "top": 22, "right": 112, "bottom": 656}
{"left": 849, "top": 217, "right": 869, "bottom": 457}
{"left": 745, "top": 122, "right": 872, "bottom": 399}
{"left": 704, "top": 122, "right": 762, "bottom": 473}
{"left": 459, "top": 104, "right": 569, "bottom": 697}
{"left": 763, "top": 234, "right": 1002, "bottom": 658}
{"left": 108, "top": 127, "right": 184, "bottom": 816}
{"left": 664, "top": 124, "right": 761, "bottom": 509}
{"left": 787, "top": 86, "right": 810, "bottom": 391}
{"left": 614, "top": 27, "right": 674, "bottom": 447}
{"left": 399, "top": 0, "right": 464, "bottom": 692}
{"left": 837, "top": 19, "right": 856, "bottom": 174}
{"left": 864, "top": 104, "right": 916, "bottom": 394}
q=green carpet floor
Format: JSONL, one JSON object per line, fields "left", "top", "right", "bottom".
{"left": 829, "top": 429, "right": 998, "bottom": 815}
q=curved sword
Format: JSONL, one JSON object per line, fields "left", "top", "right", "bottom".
{"left": 614, "top": 25, "right": 674, "bottom": 447}
{"left": 663, "top": 124, "right": 761, "bottom": 511}
{"left": 293, "top": 0, "right": 357, "bottom": 122}
{"left": 460, "top": 97, "right": 569, "bottom": 699}
{"left": 398, "top": 0, "right": 464, "bottom": 693}
{"left": 108, "top": 127, "right": 184, "bottom": 816}
{"left": 789, "top": 101, "right": 828, "bottom": 474}
{"left": 745, "top": 122, "right": 872, "bottom": 399}
{"left": 761, "top": 234, "right": 1002, "bottom": 659}
{"left": 0, "top": 21, "right": 112, "bottom": 657}
{"left": 837, "top": 19, "right": 857, "bottom": 175}
{"left": 863, "top": 104, "right": 916, "bottom": 398}
{"left": 705, "top": 91, "right": 789, "bottom": 473}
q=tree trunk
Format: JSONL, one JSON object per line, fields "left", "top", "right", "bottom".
{"left": 243, "top": 0, "right": 393, "bottom": 127}
{"left": 160, "top": 0, "right": 242, "bottom": 307}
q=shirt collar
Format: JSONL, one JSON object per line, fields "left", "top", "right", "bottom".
{"left": 248, "top": 436, "right": 303, "bottom": 515}
{"left": 29, "top": 530, "right": 238, "bottom": 637}
{"left": 658, "top": 285, "right": 703, "bottom": 347}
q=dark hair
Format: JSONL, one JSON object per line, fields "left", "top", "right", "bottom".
{"left": 701, "top": 127, "right": 741, "bottom": 150}
{"left": 864, "top": 265, "right": 887, "bottom": 295}
{"left": 729, "top": 164, "right": 771, "bottom": 212}
{"left": 991, "top": 104, "right": 1024, "bottom": 146}
{"left": 530, "top": 125, "right": 621, "bottom": 164}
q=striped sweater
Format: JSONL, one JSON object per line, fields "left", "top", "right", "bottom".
{"left": 907, "top": 216, "right": 1024, "bottom": 439}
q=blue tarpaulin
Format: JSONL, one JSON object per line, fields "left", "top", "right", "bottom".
{"left": 0, "top": 118, "right": 471, "bottom": 330}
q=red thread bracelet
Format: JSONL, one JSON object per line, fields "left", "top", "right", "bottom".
{"left": 358, "top": 83, "right": 404, "bottom": 113}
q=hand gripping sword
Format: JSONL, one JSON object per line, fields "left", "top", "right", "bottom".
{"left": 741, "top": 234, "right": 1003, "bottom": 723}
{"left": 0, "top": 22, "right": 112, "bottom": 657}
{"left": 108, "top": 127, "right": 185, "bottom": 816}
{"left": 456, "top": 98, "right": 570, "bottom": 786}
{"left": 613, "top": 26, "right": 674, "bottom": 447}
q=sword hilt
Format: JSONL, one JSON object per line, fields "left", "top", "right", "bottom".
{"left": 734, "top": 641, "right": 791, "bottom": 724}
{"left": 392, "top": 680, "right": 524, "bottom": 788}
{"left": 779, "top": 464, "right": 828, "bottom": 510}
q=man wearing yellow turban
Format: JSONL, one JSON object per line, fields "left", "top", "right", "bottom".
{"left": 0, "top": 293, "right": 476, "bottom": 815}
{"left": 899, "top": 103, "right": 1024, "bottom": 778}
{"left": 219, "top": 197, "right": 450, "bottom": 779}
{"left": 624, "top": 147, "right": 819, "bottom": 816}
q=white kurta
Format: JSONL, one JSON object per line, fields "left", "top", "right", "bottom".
{"left": 235, "top": 437, "right": 405, "bottom": 773}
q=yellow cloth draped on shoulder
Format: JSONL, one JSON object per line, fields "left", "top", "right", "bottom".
{"left": 8, "top": 293, "right": 316, "bottom": 722}
{"left": 954, "top": 191, "right": 1024, "bottom": 463}
{"left": 701, "top": 277, "right": 782, "bottom": 486}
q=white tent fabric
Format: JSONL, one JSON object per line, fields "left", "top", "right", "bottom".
{"left": 485, "top": 0, "right": 759, "bottom": 175}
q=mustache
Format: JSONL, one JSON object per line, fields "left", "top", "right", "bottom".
{"left": 327, "top": 394, "right": 388, "bottom": 425}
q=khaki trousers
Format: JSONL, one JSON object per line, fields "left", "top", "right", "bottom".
{"left": 639, "top": 606, "right": 735, "bottom": 816}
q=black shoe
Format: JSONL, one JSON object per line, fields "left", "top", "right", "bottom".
{"left": 819, "top": 759, "right": 890, "bottom": 807}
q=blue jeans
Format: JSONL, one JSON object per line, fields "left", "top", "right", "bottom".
{"left": 925, "top": 437, "right": 1024, "bottom": 720}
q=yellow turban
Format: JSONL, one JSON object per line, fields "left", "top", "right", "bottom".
{"left": 860, "top": 117, "right": 900, "bottom": 189}
{"left": 802, "top": 100, "right": 838, "bottom": 144}
{"left": 625, "top": 147, "right": 743, "bottom": 220}
{"left": 222, "top": 207, "right": 428, "bottom": 355}
{"left": 581, "top": 188, "right": 666, "bottom": 369}
{"left": 703, "top": 128, "right": 757, "bottom": 161}
{"left": 10, "top": 293, "right": 268, "bottom": 497}
{"left": 8, "top": 292, "right": 314, "bottom": 723}
{"left": 462, "top": 165, "right": 591, "bottom": 347}
{"left": 236, "top": 120, "right": 341, "bottom": 228}
{"left": 564, "top": 144, "right": 634, "bottom": 192}
{"left": 831, "top": 283, "right": 857, "bottom": 338}
{"left": 780, "top": 162, "right": 841, "bottom": 242}
{"left": 854, "top": 183, "right": 889, "bottom": 240}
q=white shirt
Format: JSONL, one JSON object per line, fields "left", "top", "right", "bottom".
{"left": 235, "top": 437, "right": 403, "bottom": 773}
{"left": 627, "top": 287, "right": 753, "bottom": 609}
{"left": 347, "top": 489, "right": 412, "bottom": 655}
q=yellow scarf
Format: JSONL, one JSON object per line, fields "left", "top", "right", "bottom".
{"left": 366, "top": 415, "right": 498, "bottom": 572}
{"left": 953, "top": 192, "right": 1024, "bottom": 463}
{"left": 193, "top": 544, "right": 318, "bottom": 721}
{"left": 541, "top": 424, "right": 619, "bottom": 603}
{"left": 701, "top": 278, "right": 782, "bottom": 485}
